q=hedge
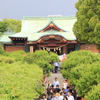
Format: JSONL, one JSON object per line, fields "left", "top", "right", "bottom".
{"left": 0, "top": 62, "right": 44, "bottom": 99}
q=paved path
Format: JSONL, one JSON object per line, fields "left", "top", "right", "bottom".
{"left": 46, "top": 72, "right": 65, "bottom": 88}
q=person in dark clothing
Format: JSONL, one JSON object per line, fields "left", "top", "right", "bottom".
{"left": 54, "top": 62, "right": 59, "bottom": 73}
{"left": 61, "top": 88, "right": 67, "bottom": 96}
{"left": 54, "top": 85, "right": 61, "bottom": 93}
{"left": 46, "top": 85, "right": 54, "bottom": 96}
{"left": 72, "top": 89, "right": 77, "bottom": 100}
{"left": 47, "top": 94, "right": 52, "bottom": 100}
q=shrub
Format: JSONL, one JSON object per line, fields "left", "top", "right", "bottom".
{"left": 61, "top": 50, "right": 100, "bottom": 98}
{"left": 0, "top": 48, "right": 8, "bottom": 56}
{"left": 73, "top": 62, "right": 100, "bottom": 97}
{"left": 22, "top": 53, "right": 34, "bottom": 64}
{"left": 0, "top": 62, "right": 44, "bottom": 99}
{"left": 85, "top": 83, "right": 100, "bottom": 100}
{"left": 0, "top": 56, "right": 15, "bottom": 64}
{"left": 22, "top": 50, "right": 59, "bottom": 76}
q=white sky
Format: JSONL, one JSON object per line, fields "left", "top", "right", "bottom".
{"left": 0, "top": 0, "right": 78, "bottom": 20}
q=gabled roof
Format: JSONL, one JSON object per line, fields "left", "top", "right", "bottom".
{"left": 0, "top": 16, "right": 77, "bottom": 43}
{"left": 20, "top": 16, "right": 76, "bottom": 33}
{"left": 38, "top": 21, "right": 66, "bottom": 32}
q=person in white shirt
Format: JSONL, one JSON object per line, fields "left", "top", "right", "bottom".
{"left": 59, "top": 92, "right": 64, "bottom": 100}
{"left": 63, "top": 79, "right": 68, "bottom": 89}
{"left": 52, "top": 77, "right": 60, "bottom": 88}
{"left": 67, "top": 91, "right": 74, "bottom": 100}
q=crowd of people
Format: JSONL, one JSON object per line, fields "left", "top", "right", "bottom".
{"left": 35, "top": 60, "right": 82, "bottom": 100}
{"left": 36, "top": 77, "right": 79, "bottom": 100}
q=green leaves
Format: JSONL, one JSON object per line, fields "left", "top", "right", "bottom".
{"left": 85, "top": 83, "right": 100, "bottom": 100}
{"left": 89, "top": 15, "right": 99, "bottom": 29}
{"left": 0, "top": 21, "right": 7, "bottom": 33}
{"left": 0, "top": 18, "right": 21, "bottom": 33}
{"left": 74, "top": 0, "right": 100, "bottom": 45}
{"left": 0, "top": 50, "right": 45, "bottom": 99}
{"left": 0, "top": 62, "right": 44, "bottom": 99}
{"left": 61, "top": 50, "right": 100, "bottom": 98}
{"left": 22, "top": 50, "right": 59, "bottom": 76}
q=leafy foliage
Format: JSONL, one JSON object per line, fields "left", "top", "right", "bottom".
{"left": 0, "top": 21, "right": 7, "bottom": 32}
{"left": 73, "top": 0, "right": 100, "bottom": 44}
{"left": 8, "top": 50, "right": 26, "bottom": 61}
{"left": 1, "top": 18, "right": 21, "bottom": 33}
{"left": 0, "top": 49, "right": 58, "bottom": 99}
{"left": 61, "top": 50, "right": 100, "bottom": 98}
{"left": 23, "top": 50, "right": 59, "bottom": 75}
{"left": 85, "top": 83, "right": 100, "bottom": 100}
{"left": 73, "top": 63, "right": 100, "bottom": 97}
{"left": 0, "top": 62, "right": 44, "bottom": 99}
{"left": 0, "top": 56, "right": 15, "bottom": 64}
{"left": 0, "top": 48, "right": 8, "bottom": 56}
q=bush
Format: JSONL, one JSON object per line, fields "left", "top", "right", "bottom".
{"left": 0, "top": 48, "right": 8, "bottom": 56}
{"left": 8, "top": 51, "right": 26, "bottom": 61}
{"left": 22, "top": 53, "right": 34, "bottom": 64}
{"left": 61, "top": 50, "right": 100, "bottom": 78}
{"left": 61, "top": 50, "right": 100, "bottom": 97}
{"left": 61, "top": 50, "right": 99, "bottom": 69}
{"left": 49, "top": 52, "right": 59, "bottom": 62}
{"left": 37, "top": 60, "right": 53, "bottom": 76}
{"left": 73, "top": 62, "right": 100, "bottom": 97}
{"left": 85, "top": 83, "right": 100, "bottom": 100}
{"left": 0, "top": 62, "right": 44, "bottom": 99}
{"left": 22, "top": 50, "right": 59, "bottom": 76}
{"left": 0, "top": 56, "right": 15, "bottom": 64}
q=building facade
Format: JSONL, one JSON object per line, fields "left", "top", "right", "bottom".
{"left": 0, "top": 16, "right": 99, "bottom": 54}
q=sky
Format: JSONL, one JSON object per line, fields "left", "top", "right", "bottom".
{"left": 0, "top": 0, "right": 78, "bottom": 20}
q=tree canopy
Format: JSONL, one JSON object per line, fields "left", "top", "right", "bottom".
{"left": 73, "top": 0, "right": 100, "bottom": 44}
{"left": 0, "top": 49, "right": 44, "bottom": 99}
{"left": 61, "top": 50, "right": 100, "bottom": 98}
{"left": 0, "top": 21, "right": 7, "bottom": 33}
{"left": 0, "top": 18, "right": 21, "bottom": 33}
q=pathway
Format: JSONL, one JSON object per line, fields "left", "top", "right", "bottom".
{"left": 46, "top": 72, "right": 65, "bottom": 88}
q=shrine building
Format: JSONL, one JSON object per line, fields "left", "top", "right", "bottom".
{"left": 0, "top": 16, "right": 99, "bottom": 54}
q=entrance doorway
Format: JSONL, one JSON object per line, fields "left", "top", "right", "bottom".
{"left": 41, "top": 47, "right": 63, "bottom": 55}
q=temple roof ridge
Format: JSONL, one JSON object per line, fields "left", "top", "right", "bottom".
{"left": 23, "top": 16, "right": 76, "bottom": 20}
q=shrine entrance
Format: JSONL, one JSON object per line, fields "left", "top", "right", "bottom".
{"left": 40, "top": 47, "right": 63, "bottom": 55}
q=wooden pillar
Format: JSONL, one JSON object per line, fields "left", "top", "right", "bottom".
{"left": 63, "top": 45, "right": 67, "bottom": 54}
{"left": 38, "top": 46, "right": 41, "bottom": 50}
{"left": 30, "top": 46, "right": 34, "bottom": 53}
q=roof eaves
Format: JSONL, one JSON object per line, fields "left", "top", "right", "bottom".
{"left": 28, "top": 32, "right": 76, "bottom": 41}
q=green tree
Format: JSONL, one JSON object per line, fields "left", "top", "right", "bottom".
{"left": 23, "top": 50, "right": 59, "bottom": 76}
{"left": 0, "top": 62, "right": 44, "bottom": 99}
{"left": 0, "top": 50, "right": 44, "bottom": 99}
{"left": 2, "top": 18, "right": 21, "bottom": 33}
{"left": 0, "top": 21, "right": 7, "bottom": 33}
{"left": 73, "top": 0, "right": 100, "bottom": 44}
{"left": 61, "top": 50, "right": 100, "bottom": 97}
{"left": 85, "top": 83, "right": 100, "bottom": 100}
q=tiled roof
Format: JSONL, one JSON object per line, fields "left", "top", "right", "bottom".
{"left": 0, "top": 16, "right": 77, "bottom": 43}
